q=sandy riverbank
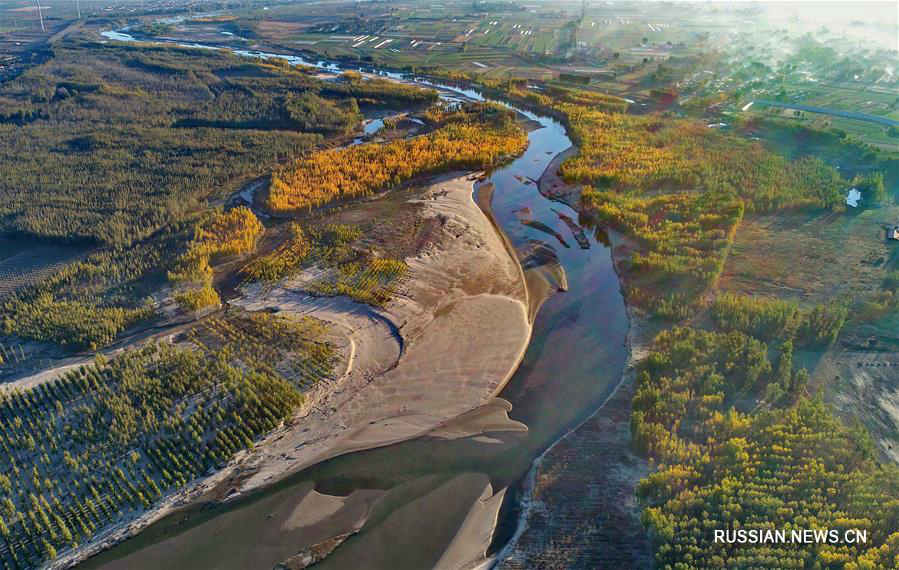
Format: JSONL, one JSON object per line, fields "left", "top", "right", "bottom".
{"left": 56, "top": 171, "right": 533, "bottom": 570}
{"left": 222, "top": 171, "right": 532, "bottom": 493}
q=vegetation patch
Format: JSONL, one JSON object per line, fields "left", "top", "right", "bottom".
{"left": 712, "top": 292, "right": 849, "bottom": 348}
{"left": 169, "top": 206, "right": 264, "bottom": 311}
{"left": 320, "top": 72, "right": 438, "bottom": 108}
{"left": 634, "top": 327, "right": 899, "bottom": 569}
{"left": 266, "top": 104, "right": 527, "bottom": 213}
{"left": 584, "top": 188, "right": 742, "bottom": 319}
{"left": 1, "top": 295, "right": 151, "bottom": 352}
{"left": 0, "top": 311, "right": 335, "bottom": 568}
{"left": 243, "top": 223, "right": 408, "bottom": 308}
{"left": 560, "top": 105, "right": 846, "bottom": 212}
{"left": 0, "top": 42, "right": 325, "bottom": 247}
{"left": 0, "top": 232, "right": 185, "bottom": 352}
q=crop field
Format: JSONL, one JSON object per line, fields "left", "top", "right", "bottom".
{"left": 238, "top": 2, "right": 578, "bottom": 72}
{"left": 281, "top": 23, "right": 562, "bottom": 65}
{"left": 576, "top": 17, "right": 692, "bottom": 51}
{"left": 0, "top": 240, "right": 91, "bottom": 298}
{"left": 574, "top": 3, "right": 730, "bottom": 52}
{"left": 776, "top": 82, "right": 899, "bottom": 117}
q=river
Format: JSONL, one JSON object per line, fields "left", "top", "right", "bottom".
{"left": 84, "top": 31, "right": 630, "bottom": 570}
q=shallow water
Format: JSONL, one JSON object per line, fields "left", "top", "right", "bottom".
{"left": 83, "top": 35, "right": 629, "bottom": 570}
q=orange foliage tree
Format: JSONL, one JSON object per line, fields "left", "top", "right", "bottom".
{"left": 169, "top": 206, "right": 263, "bottom": 310}
{"left": 266, "top": 119, "right": 527, "bottom": 213}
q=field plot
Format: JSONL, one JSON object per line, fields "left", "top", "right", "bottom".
{"left": 0, "top": 239, "right": 91, "bottom": 298}
{"left": 719, "top": 207, "right": 897, "bottom": 306}
{"left": 575, "top": 3, "right": 726, "bottom": 53}
{"left": 241, "top": 1, "right": 579, "bottom": 72}
{"left": 778, "top": 81, "right": 899, "bottom": 118}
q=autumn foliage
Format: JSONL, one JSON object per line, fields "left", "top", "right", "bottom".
{"left": 584, "top": 188, "right": 743, "bottom": 318}
{"left": 266, "top": 116, "right": 526, "bottom": 213}
{"left": 634, "top": 327, "right": 899, "bottom": 568}
{"left": 560, "top": 105, "right": 845, "bottom": 212}
{"left": 170, "top": 207, "right": 263, "bottom": 310}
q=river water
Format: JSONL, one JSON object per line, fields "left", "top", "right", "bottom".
{"left": 84, "top": 32, "right": 630, "bottom": 570}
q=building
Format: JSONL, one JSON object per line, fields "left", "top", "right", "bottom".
{"left": 888, "top": 225, "right": 899, "bottom": 241}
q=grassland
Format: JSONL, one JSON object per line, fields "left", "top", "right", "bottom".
{"left": 720, "top": 208, "right": 897, "bottom": 307}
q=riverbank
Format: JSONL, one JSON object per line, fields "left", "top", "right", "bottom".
{"left": 71, "top": 172, "right": 534, "bottom": 569}
{"left": 495, "top": 148, "right": 658, "bottom": 568}
{"left": 225, "top": 171, "right": 532, "bottom": 494}
{"left": 496, "top": 230, "right": 657, "bottom": 569}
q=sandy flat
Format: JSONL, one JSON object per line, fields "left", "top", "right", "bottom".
{"left": 428, "top": 397, "right": 527, "bottom": 440}
{"left": 226, "top": 172, "right": 531, "bottom": 492}
{"left": 435, "top": 481, "right": 507, "bottom": 570}
{"left": 315, "top": 473, "right": 503, "bottom": 570}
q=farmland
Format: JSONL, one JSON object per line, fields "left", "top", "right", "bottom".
{"left": 122, "top": 0, "right": 583, "bottom": 74}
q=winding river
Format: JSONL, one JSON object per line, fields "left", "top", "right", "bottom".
{"left": 84, "top": 32, "right": 630, "bottom": 569}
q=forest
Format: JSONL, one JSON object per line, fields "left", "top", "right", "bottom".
{"left": 0, "top": 227, "right": 189, "bottom": 351}
{"left": 559, "top": 104, "right": 847, "bottom": 212}
{"left": 633, "top": 327, "right": 899, "bottom": 569}
{"left": 0, "top": 309, "right": 336, "bottom": 569}
{"left": 169, "top": 207, "right": 264, "bottom": 311}
{"left": 321, "top": 71, "right": 439, "bottom": 108}
{"left": 0, "top": 46, "right": 437, "bottom": 248}
{"left": 0, "top": 41, "right": 440, "bottom": 353}
{"left": 712, "top": 293, "right": 848, "bottom": 348}
{"left": 266, "top": 104, "right": 527, "bottom": 213}
{"left": 0, "top": 42, "right": 325, "bottom": 247}
{"left": 583, "top": 188, "right": 743, "bottom": 319}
